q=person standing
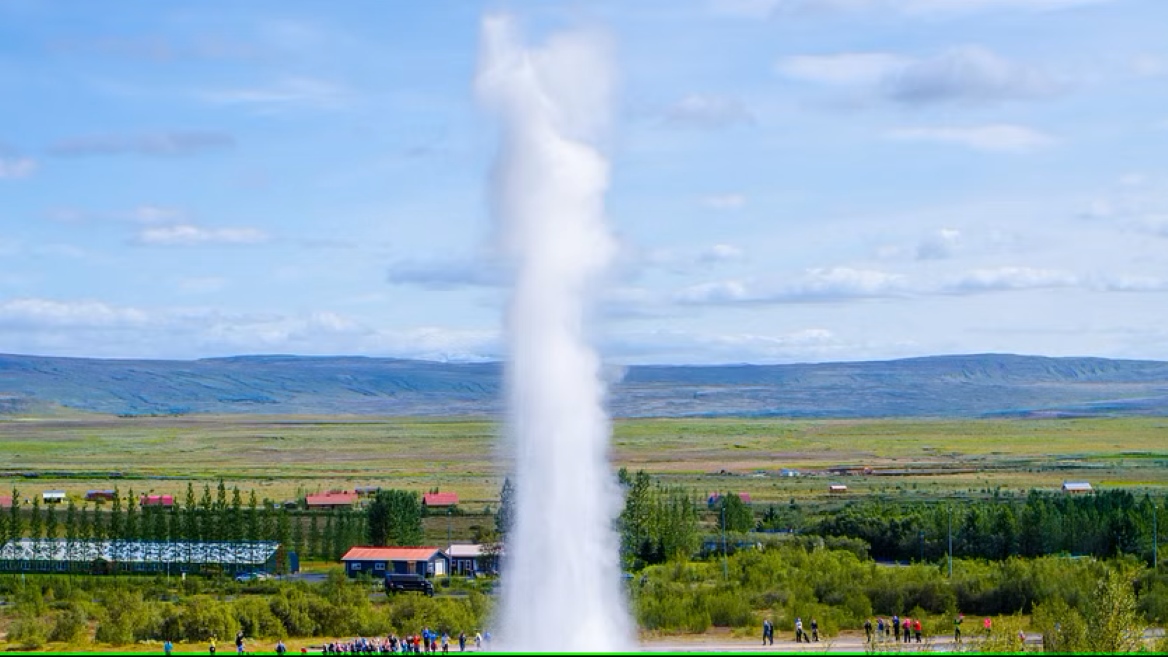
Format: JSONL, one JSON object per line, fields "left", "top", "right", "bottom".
{"left": 276, "top": 639, "right": 287, "bottom": 656}
{"left": 864, "top": 618, "right": 873, "bottom": 643}
{"left": 914, "top": 618, "right": 922, "bottom": 643}
{"left": 458, "top": 632, "right": 466, "bottom": 652}
{"left": 955, "top": 614, "right": 963, "bottom": 644}
{"left": 892, "top": 615, "right": 900, "bottom": 643}
{"left": 795, "top": 617, "right": 804, "bottom": 643}
{"left": 236, "top": 630, "right": 245, "bottom": 655}
{"left": 164, "top": 639, "right": 173, "bottom": 656}
{"left": 810, "top": 618, "right": 819, "bottom": 642}
{"left": 762, "top": 618, "right": 773, "bottom": 645}
{"left": 209, "top": 636, "right": 217, "bottom": 655}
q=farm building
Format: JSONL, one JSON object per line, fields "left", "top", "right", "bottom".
{"left": 779, "top": 469, "right": 800, "bottom": 477}
{"left": 306, "top": 491, "right": 359, "bottom": 510}
{"left": 0, "top": 539, "right": 297, "bottom": 575}
{"left": 340, "top": 546, "right": 449, "bottom": 578}
{"left": 42, "top": 491, "right": 66, "bottom": 504}
{"left": 140, "top": 494, "right": 175, "bottom": 508}
{"left": 827, "top": 465, "right": 872, "bottom": 476}
{"left": 422, "top": 492, "right": 459, "bottom": 509}
{"left": 829, "top": 484, "right": 848, "bottom": 494}
{"left": 446, "top": 543, "right": 499, "bottom": 577}
{"left": 0, "top": 496, "right": 11, "bottom": 509}
{"left": 355, "top": 486, "right": 381, "bottom": 497}
{"left": 85, "top": 490, "right": 116, "bottom": 502}
{"left": 1062, "top": 481, "right": 1093, "bottom": 494}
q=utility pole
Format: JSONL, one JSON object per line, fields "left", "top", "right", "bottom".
{"left": 947, "top": 505, "right": 953, "bottom": 579}
{"left": 721, "top": 499, "right": 728, "bottom": 581}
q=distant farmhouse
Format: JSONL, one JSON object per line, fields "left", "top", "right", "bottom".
{"left": 446, "top": 543, "right": 499, "bottom": 577}
{"left": 0, "top": 539, "right": 296, "bottom": 575}
{"left": 140, "top": 494, "right": 175, "bottom": 509}
{"left": 341, "top": 546, "right": 449, "bottom": 578}
{"left": 306, "top": 491, "right": 359, "bottom": 510}
{"left": 829, "top": 484, "right": 848, "bottom": 494}
{"left": 1062, "top": 481, "right": 1093, "bottom": 494}
{"left": 422, "top": 492, "right": 459, "bottom": 509}
{"left": 42, "top": 490, "right": 66, "bottom": 504}
{"left": 85, "top": 489, "right": 116, "bottom": 503}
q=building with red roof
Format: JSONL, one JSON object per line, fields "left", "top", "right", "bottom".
{"left": 140, "top": 494, "right": 175, "bottom": 508}
{"left": 305, "top": 491, "right": 359, "bottom": 510}
{"left": 340, "top": 546, "right": 449, "bottom": 578}
{"left": 421, "top": 492, "right": 459, "bottom": 508}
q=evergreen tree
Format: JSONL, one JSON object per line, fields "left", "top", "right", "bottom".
{"left": 124, "top": 489, "right": 138, "bottom": 541}
{"left": 246, "top": 490, "right": 260, "bottom": 542}
{"left": 0, "top": 494, "right": 6, "bottom": 545}
{"left": 108, "top": 487, "right": 123, "bottom": 546}
{"left": 229, "top": 485, "right": 243, "bottom": 543}
{"left": 276, "top": 508, "right": 292, "bottom": 574}
{"left": 199, "top": 483, "right": 213, "bottom": 541}
{"left": 308, "top": 514, "right": 321, "bottom": 561}
{"left": 28, "top": 495, "right": 43, "bottom": 560}
{"left": 291, "top": 511, "right": 305, "bottom": 558}
{"left": 496, "top": 477, "right": 515, "bottom": 537}
{"left": 89, "top": 502, "right": 103, "bottom": 541}
{"left": 44, "top": 500, "right": 58, "bottom": 549}
{"left": 333, "top": 509, "right": 348, "bottom": 560}
{"left": 366, "top": 490, "right": 424, "bottom": 547}
{"left": 323, "top": 511, "right": 336, "bottom": 560}
{"left": 64, "top": 499, "right": 77, "bottom": 560}
{"left": 183, "top": 482, "right": 198, "bottom": 542}
{"left": 8, "top": 488, "right": 21, "bottom": 543}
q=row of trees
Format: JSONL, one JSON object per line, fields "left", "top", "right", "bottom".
{"left": 0, "top": 484, "right": 429, "bottom": 570}
{"left": 814, "top": 489, "right": 1166, "bottom": 563}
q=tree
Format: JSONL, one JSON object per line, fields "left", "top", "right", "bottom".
{"left": 1083, "top": 565, "right": 1146, "bottom": 654}
{"left": 108, "top": 487, "right": 123, "bottom": 546}
{"left": 228, "top": 486, "right": 244, "bottom": 543}
{"left": 718, "top": 492, "right": 754, "bottom": 534}
{"left": 308, "top": 514, "right": 321, "bottom": 561}
{"left": 199, "top": 483, "right": 213, "bottom": 541}
{"left": 246, "top": 490, "right": 260, "bottom": 542}
{"left": 366, "top": 490, "right": 423, "bottom": 547}
{"left": 276, "top": 507, "right": 292, "bottom": 574}
{"left": 28, "top": 495, "right": 42, "bottom": 560}
{"left": 44, "top": 500, "right": 58, "bottom": 549}
{"left": 8, "top": 488, "right": 21, "bottom": 543}
{"left": 124, "top": 489, "right": 138, "bottom": 541}
{"left": 64, "top": 499, "right": 77, "bottom": 560}
{"left": 496, "top": 478, "right": 515, "bottom": 538}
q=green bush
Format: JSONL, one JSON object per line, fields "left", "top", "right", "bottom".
{"left": 49, "top": 604, "right": 90, "bottom": 644}
{"left": 8, "top": 616, "right": 50, "bottom": 650}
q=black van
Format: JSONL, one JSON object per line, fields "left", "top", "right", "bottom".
{"left": 385, "top": 573, "right": 434, "bottom": 597}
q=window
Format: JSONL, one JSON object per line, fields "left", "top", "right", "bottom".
{"left": 374, "top": 562, "right": 385, "bottom": 571}
{"left": 351, "top": 562, "right": 362, "bottom": 571}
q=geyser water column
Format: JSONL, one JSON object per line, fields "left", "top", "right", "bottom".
{"left": 476, "top": 15, "right": 633, "bottom": 652}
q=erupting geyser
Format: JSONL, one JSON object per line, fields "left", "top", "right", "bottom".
{"left": 476, "top": 14, "right": 633, "bottom": 652}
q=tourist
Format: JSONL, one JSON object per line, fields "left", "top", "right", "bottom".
{"left": 877, "top": 617, "right": 885, "bottom": 641}
{"left": 762, "top": 618, "right": 773, "bottom": 645}
{"left": 236, "top": 630, "right": 246, "bottom": 655}
{"left": 209, "top": 636, "right": 217, "bottom": 655}
{"left": 892, "top": 614, "right": 900, "bottom": 642}
{"left": 864, "top": 618, "right": 872, "bottom": 643}
{"left": 442, "top": 632, "right": 450, "bottom": 654}
{"left": 902, "top": 617, "right": 911, "bottom": 644}
{"left": 914, "top": 618, "right": 922, "bottom": 643}
{"left": 810, "top": 618, "right": 819, "bottom": 642}
{"left": 474, "top": 631, "right": 483, "bottom": 649}
{"left": 164, "top": 639, "right": 173, "bottom": 656}
{"left": 954, "top": 614, "right": 963, "bottom": 644}
{"left": 458, "top": 631, "right": 466, "bottom": 652}
{"left": 276, "top": 639, "right": 288, "bottom": 656}
{"left": 794, "top": 617, "right": 804, "bottom": 643}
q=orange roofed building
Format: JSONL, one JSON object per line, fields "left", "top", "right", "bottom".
{"left": 306, "top": 491, "right": 359, "bottom": 510}
{"left": 422, "top": 492, "right": 459, "bottom": 508}
{"left": 340, "top": 546, "right": 449, "bottom": 578}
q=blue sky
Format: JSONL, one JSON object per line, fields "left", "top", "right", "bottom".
{"left": 2, "top": 0, "right": 1167, "bottom": 364}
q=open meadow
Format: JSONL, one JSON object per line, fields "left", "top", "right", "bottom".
{"left": 2, "top": 413, "right": 1167, "bottom": 512}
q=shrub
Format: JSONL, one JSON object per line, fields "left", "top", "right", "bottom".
{"left": 49, "top": 604, "right": 91, "bottom": 644}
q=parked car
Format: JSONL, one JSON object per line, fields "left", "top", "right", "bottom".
{"left": 235, "top": 572, "right": 272, "bottom": 583}
{"left": 385, "top": 573, "right": 434, "bottom": 597}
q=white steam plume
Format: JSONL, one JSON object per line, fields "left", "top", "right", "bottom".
{"left": 476, "top": 14, "right": 633, "bottom": 652}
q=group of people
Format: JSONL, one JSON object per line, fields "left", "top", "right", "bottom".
{"left": 320, "top": 630, "right": 485, "bottom": 655}
{"left": 186, "top": 629, "right": 487, "bottom": 655}
{"left": 863, "top": 615, "right": 924, "bottom": 644}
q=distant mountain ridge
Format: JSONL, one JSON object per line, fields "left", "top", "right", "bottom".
{"left": 1, "top": 352, "right": 1167, "bottom": 418}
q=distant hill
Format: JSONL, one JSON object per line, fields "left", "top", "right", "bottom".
{"left": 1, "top": 352, "right": 1167, "bottom": 418}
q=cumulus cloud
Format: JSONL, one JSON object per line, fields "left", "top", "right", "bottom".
{"left": 701, "top": 194, "right": 747, "bottom": 209}
{"left": 0, "top": 297, "right": 501, "bottom": 361}
{"left": 603, "top": 326, "right": 852, "bottom": 364}
{"left": 0, "top": 156, "right": 37, "bottom": 179}
{"left": 48, "top": 205, "right": 184, "bottom": 224}
{"left": 676, "top": 267, "right": 908, "bottom": 304}
{"left": 49, "top": 131, "right": 235, "bottom": 157}
{"left": 662, "top": 94, "right": 755, "bottom": 128}
{"left": 886, "top": 124, "right": 1055, "bottom": 153}
{"left": 386, "top": 255, "right": 507, "bottom": 290}
{"left": 941, "top": 266, "right": 1079, "bottom": 293}
{"left": 715, "top": 0, "right": 1113, "bottom": 19}
{"left": 135, "top": 224, "right": 269, "bottom": 246}
{"left": 777, "top": 47, "right": 1061, "bottom": 105}
{"left": 915, "top": 229, "right": 963, "bottom": 260}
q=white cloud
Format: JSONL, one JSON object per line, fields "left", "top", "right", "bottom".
{"left": 0, "top": 297, "right": 501, "bottom": 361}
{"left": 942, "top": 266, "right": 1079, "bottom": 293}
{"left": 915, "top": 229, "right": 963, "bottom": 260}
{"left": 663, "top": 94, "right": 755, "bottom": 128}
{"left": 386, "top": 255, "right": 507, "bottom": 289}
{"left": 198, "top": 77, "right": 351, "bottom": 111}
{"left": 1097, "top": 275, "right": 1168, "bottom": 292}
{"left": 886, "top": 124, "right": 1055, "bottom": 153}
{"left": 0, "top": 157, "right": 36, "bottom": 179}
{"left": 777, "top": 47, "right": 1061, "bottom": 105}
{"left": 715, "top": 0, "right": 1114, "bottom": 19}
{"left": 604, "top": 327, "right": 853, "bottom": 364}
{"left": 136, "top": 224, "right": 269, "bottom": 246}
{"left": 676, "top": 267, "right": 908, "bottom": 304}
{"left": 49, "top": 131, "right": 235, "bottom": 157}
{"left": 701, "top": 194, "right": 747, "bottom": 209}
{"left": 777, "top": 53, "right": 909, "bottom": 85}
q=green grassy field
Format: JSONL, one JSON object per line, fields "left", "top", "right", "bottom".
{"left": 2, "top": 414, "right": 1166, "bottom": 514}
